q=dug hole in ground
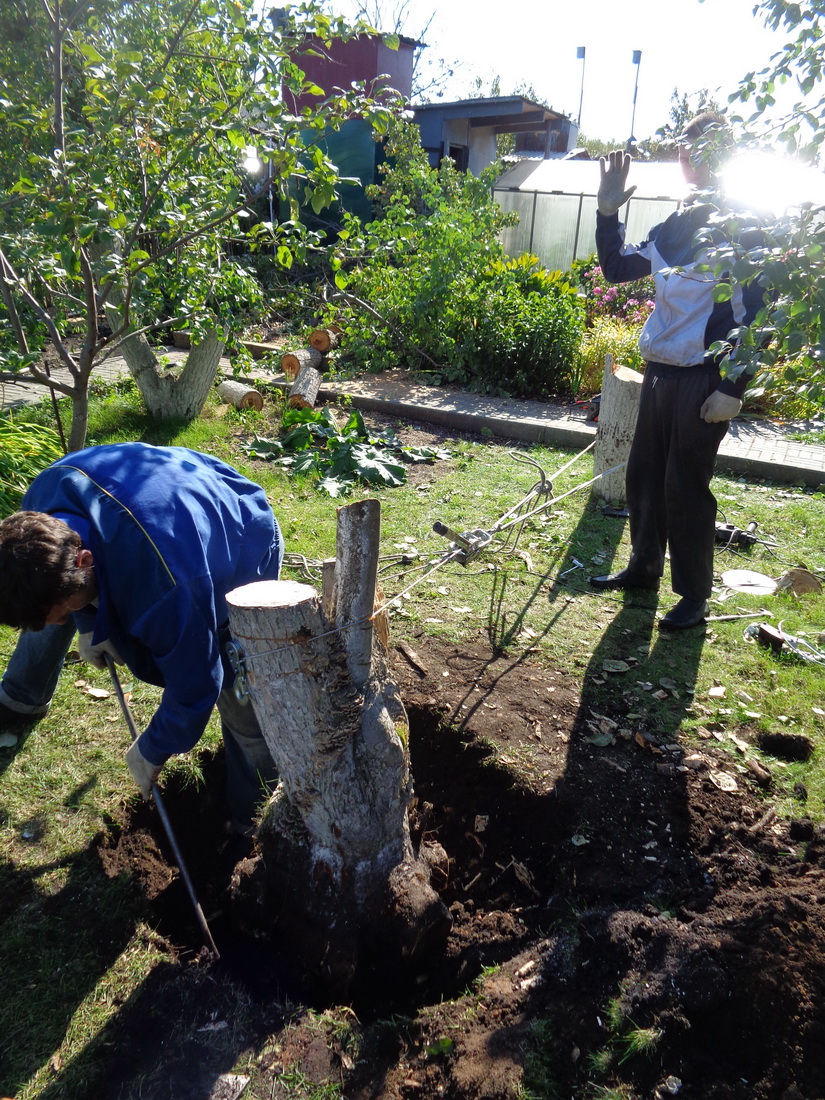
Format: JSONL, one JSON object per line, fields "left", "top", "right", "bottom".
{"left": 91, "top": 456, "right": 825, "bottom": 1100}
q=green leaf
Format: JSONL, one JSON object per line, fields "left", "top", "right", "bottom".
{"left": 316, "top": 476, "right": 352, "bottom": 497}
{"left": 712, "top": 283, "right": 733, "bottom": 303}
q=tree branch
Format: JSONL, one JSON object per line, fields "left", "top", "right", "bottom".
{"left": 0, "top": 248, "right": 79, "bottom": 375}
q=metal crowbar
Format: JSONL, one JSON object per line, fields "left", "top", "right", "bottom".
{"left": 104, "top": 654, "right": 220, "bottom": 960}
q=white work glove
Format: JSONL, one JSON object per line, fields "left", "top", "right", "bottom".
{"left": 77, "top": 632, "right": 123, "bottom": 670}
{"left": 700, "top": 390, "right": 742, "bottom": 423}
{"left": 598, "top": 150, "right": 637, "bottom": 215}
{"left": 125, "top": 740, "right": 161, "bottom": 800}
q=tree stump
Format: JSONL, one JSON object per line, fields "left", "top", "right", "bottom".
{"left": 287, "top": 365, "right": 323, "bottom": 409}
{"left": 217, "top": 379, "right": 264, "bottom": 411}
{"left": 226, "top": 500, "right": 450, "bottom": 995}
{"left": 280, "top": 346, "right": 323, "bottom": 380}
{"left": 592, "top": 353, "right": 644, "bottom": 507}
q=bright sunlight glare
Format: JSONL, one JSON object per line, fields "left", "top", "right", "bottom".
{"left": 242, "top": 146, "right": 263, "bottom": 174}
{"left": 721, "top": 152, "right": 825, "bottom": 216}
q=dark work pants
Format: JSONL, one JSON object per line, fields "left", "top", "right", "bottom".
{"left": 625, "top": 362, "right": 729, "bottom": 602}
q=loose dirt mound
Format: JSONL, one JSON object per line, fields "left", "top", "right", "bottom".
{"left": 97, "top": 635, "right": 825, "bottom": 1100}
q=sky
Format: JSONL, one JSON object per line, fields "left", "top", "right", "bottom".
{"left": 327, "top": 0, "right": 795, "bottom": 141}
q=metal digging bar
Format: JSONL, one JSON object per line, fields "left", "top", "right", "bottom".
{"left": 103, "top": 654, "right": 220, "bottom": 960}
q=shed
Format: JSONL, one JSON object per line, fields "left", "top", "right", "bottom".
{"left": 412, "top": 97, "right": 577, "bottom": 175}
{"left": 494, "top": 158, "right": 684, "bottom": 272}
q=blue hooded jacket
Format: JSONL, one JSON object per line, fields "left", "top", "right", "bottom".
{"left": 23, "top": 443, "right": 282, "bottom": 764}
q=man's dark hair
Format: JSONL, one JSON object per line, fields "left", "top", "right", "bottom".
{"left": 0, "top": 512, "right": 84, "bottom": 631}
{"left": 680, "top": 110, "right": 733, "bottom": 172}
{"left": 681, "top": 110, "right": 727, "bottom": 143}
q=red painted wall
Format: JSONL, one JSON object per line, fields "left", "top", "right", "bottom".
{"left": 286, "top": 34, "right": 415, "bottom": 112}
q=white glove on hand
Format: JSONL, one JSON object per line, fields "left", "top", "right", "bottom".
{"left": 700, "top": 390, "right": 742, "bottom": 423}
{"left": 77, "top": 632, "right": 123, "bottom": 670}
{"left": 125, "top": 740, "right": 161, "bottom": 800}
{"left": 598, "top": 150, "right": 637, "bottom": 215}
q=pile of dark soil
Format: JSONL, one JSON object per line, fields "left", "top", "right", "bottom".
{"left": 93, "top": 635, "right": 825, "bottom": 1100}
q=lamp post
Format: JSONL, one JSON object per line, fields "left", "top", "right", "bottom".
{"left": 627, "top": 49, "right": 642, "bottom": 153}
{"left": 576, "top": 46, "right": 586, "bottom": 129}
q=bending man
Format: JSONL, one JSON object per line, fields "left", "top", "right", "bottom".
{"left": 0, "top": 442, "right": 282, "bottom": 834}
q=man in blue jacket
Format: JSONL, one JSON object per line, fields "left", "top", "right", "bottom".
{"left": 589, "top": 112, "right": 766, "bottom": 630}
{"left": 0, "top": 443, "right": 283, "bottom": 834}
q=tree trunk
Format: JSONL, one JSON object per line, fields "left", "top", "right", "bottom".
{"left": 592, "top": 353, "right": 644, "bottom": 507}
{"left": 99, "top": 268, "right": 225, "bottom": 421}
{"left": 226, "top": 500, "right": 450, "bottom": 995}
{"left": 115, "top": 328, "right": 225, "bottom": 419}
{"left": 287, "top": 365, "right": 323, "bottom": 409}
{"left": 281, "top": 346, "right": 323, "bottom": 380}
{"left": 217, "top": 379, "right": 264, "bottom": 411}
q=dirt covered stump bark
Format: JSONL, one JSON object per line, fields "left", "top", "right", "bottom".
{"left": 592, "top": 352, "right": 644, "bottom": 507}
{"left": 226, "top": 500, "right": 450, "bottom": 995}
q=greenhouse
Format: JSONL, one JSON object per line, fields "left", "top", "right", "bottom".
{"left": 494, "top": 158, "right": 685, "bottom": 272}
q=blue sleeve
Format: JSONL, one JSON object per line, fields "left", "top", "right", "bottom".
{"left": 129, "top": 577, "right": 224, "bottom": 766}
{"left": 596, "top": 211, "right": 655, "bottom": 284}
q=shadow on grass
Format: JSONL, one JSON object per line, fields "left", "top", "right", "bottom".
{"left": 0, "top": 842, "right": 137, "bottom": 1097}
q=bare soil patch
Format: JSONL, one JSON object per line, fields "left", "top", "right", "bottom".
{"left": 94, "top": 632, "right": 825, "bottom": 1100}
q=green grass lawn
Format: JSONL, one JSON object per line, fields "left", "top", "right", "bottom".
{"left": 1, "top": 381, "right": 824, "bottom": 1098}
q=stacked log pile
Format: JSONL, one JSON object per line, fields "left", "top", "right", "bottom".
{"left": 280, "top": 325, "right": 341, "bottom": 410}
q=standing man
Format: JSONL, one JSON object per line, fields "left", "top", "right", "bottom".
{"left": 0, "top": 443, "right": 282, "bottom": 834}
{"left": 589, "top": 112, "right": 766, "bottom": 630}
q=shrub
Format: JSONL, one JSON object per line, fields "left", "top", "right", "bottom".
{"left": 327, "top": 121, "right": 585, "bottom": 398}
{"left": 0, "top": 418, "right": 63, "bottom": 516}
{"left": 572, "top": 317, "right": 646, "bottom": 396}
{"left": 570, "top": 256, "right": 655, "bottom": 327}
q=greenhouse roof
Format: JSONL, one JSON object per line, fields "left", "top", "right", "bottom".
{"left": 495, "top": 158, "right": 686, "bottom": 200}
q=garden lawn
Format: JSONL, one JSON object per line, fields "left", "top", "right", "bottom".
{"left": 1, "top": 384, "right": 824, "bottom": 1099}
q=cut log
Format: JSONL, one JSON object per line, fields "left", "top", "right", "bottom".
{"left": 592, "top": 353, "right": 644, "bottom": 507}
{"left": 309, "top": 327, "right": 341, "bottom": 354}
{"left": 217, "top": 379, "right": 264, "bottom": 411}
{"left": 226, "top": 499, "right": 450, "bottom": 995}
{"left": 287, "top": 365, "right": 323, "bottom": 409}
{"left": 280, "top": 346, "right": 323, "bottom": 380}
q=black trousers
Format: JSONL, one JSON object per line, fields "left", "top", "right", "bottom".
{"left": 625, "top": 362, "right": 729, "bottom": 602}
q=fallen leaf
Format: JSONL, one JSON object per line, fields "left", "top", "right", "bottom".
{"left": 570, "top": 834, "right": 589, "bottom": 846}
{"left": 449, "top": 606, "right": 473, "bottom": 614}
{"left": 587, "top": 731, "right": 614, "bottom": 747}
{"left": 709, "top": 769, "right": 739, "bottom": 792}
{"left": 83, "top": 686, "right": 111, "bottom": 700}
{"left": 707, "top": 685, "right": 727, "bottom": 699}
{"left": 659, "top": 678, "right": 678, "bottom": 691}
{"left": 602, "top": 659, "right": 630, "bottom": 673}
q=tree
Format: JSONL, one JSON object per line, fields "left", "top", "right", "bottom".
{"left": 707, "top": 0, "right": 825, "bottom": 408}
{"left": 0, "top": 0, "right": 398, "bottom": 450}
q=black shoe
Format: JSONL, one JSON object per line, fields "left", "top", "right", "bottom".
{"left": 589, "top": 569, "right": 660, "bottom": 592}
{"left": 658, "top": 598, "right": 709, "bottom": 631}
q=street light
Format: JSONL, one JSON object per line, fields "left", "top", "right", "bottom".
{"left": 627, "top": 49, "right": 642, "bottom": 153}
{"left": 576, "top": 46, "right": 586, "bottom": 128}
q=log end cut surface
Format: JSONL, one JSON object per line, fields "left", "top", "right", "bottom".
{"left": 226, "top": 579, "right": 318, "bottom": 609}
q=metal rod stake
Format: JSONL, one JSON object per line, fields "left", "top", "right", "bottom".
{"left": 104, "top": 654, "right": 220, "bottom": 960}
